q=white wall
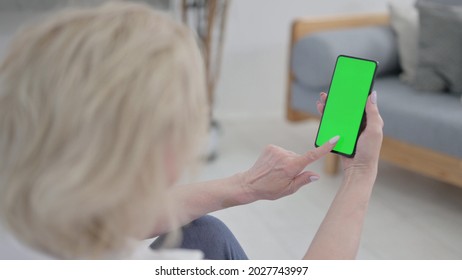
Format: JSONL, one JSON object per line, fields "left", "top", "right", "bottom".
{"left": 225, "top": 0, "right": 388, "bottom": 53}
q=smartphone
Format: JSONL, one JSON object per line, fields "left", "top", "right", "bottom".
{"left": 315, "top": 55, "right": 378, "bottom": 157}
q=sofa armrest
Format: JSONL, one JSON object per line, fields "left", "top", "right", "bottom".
{"left": 286, "top": 13, "right": 390, "bottom": 122}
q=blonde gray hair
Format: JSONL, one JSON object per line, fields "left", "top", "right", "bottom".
{"left": 0, "top": 2, "right": 208, "bottom": 258}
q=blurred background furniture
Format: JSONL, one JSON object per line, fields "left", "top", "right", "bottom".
{"left": 181, "top": 0, "right": 230, "bottom": 109}
{"left": 286, "top": 13, "right": 462, "bottom": 188}
{"left": 180, "top": 0, "right": 230, "bottom": 160}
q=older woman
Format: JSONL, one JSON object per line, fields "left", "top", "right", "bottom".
{"left": 0, "top": 2, "right": 383, "bottom": 259}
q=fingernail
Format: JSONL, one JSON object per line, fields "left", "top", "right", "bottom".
{"left": 329, "top": 135, "right": 340, "bottom": 144}
{"left": 371, "top": 91, "right": 377, "bottom": 104}
{"left": 310, "top": 176, "right": 320, "bottom": 182}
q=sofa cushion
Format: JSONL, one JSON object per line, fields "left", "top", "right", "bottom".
{"left": 413, "top": 0, "right": 462, "bottom": 97}
{"left": 377, "top": 77, "right": 462, "bottom": 157}
{"left": 389, "top": 1, "right": 419, "bottom": 84}
{"left": 292, "top": 77, "right": 462, "bottom": 157}
{"left": 292, "top": 26, "right": 399, "bottom": 90}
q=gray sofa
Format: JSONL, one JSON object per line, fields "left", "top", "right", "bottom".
{"left": 286, "top": 14, "right": 462, "bottom": 188}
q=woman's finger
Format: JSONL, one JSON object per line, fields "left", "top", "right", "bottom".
{"left": 320, "top": 92, "right": 327, "bottom": 104}
{"left": 294, "top": 135, "right": 340, "bottom": 167}
{"left": 317, "top": 92, "right": 327, "bottom": 115}
{"left": 364, "top": 91, "right": 384, "bottom": 132}
{"left": 290, "top": 171, "right": 321, "bottom": 191}
{"left": 316, "top": 100, "right": 324, "bottom": 115}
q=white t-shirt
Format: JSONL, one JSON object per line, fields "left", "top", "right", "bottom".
{"left": 0, "top": 224, "right": 203, "bottom": 260}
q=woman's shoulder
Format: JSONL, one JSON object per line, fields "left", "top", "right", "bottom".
{"left": 0, "top": 224, "right": 203, "bottom": 260}
{"left": 0, "top": 223, "right": 53, "bottom": 260}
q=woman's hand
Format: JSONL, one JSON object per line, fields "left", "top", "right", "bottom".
{"left": 304, "top": 91, "right": 383, "bottom": 259}
{"left": 156, "top": 120, "right": 340, "bottom": 234}
{"left": 239, "top": 136, "right": 340, "bottom": 203}
{"left": 316, "top": 91, "right": 384, "bottom": 177}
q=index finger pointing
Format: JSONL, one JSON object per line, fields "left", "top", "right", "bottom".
{"left": 295, "top": 135, "right": 340, "bottom": 167}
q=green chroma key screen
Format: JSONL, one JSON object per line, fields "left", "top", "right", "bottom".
{"left": 315, "top": 55, "right": 377, "bottom": 157}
